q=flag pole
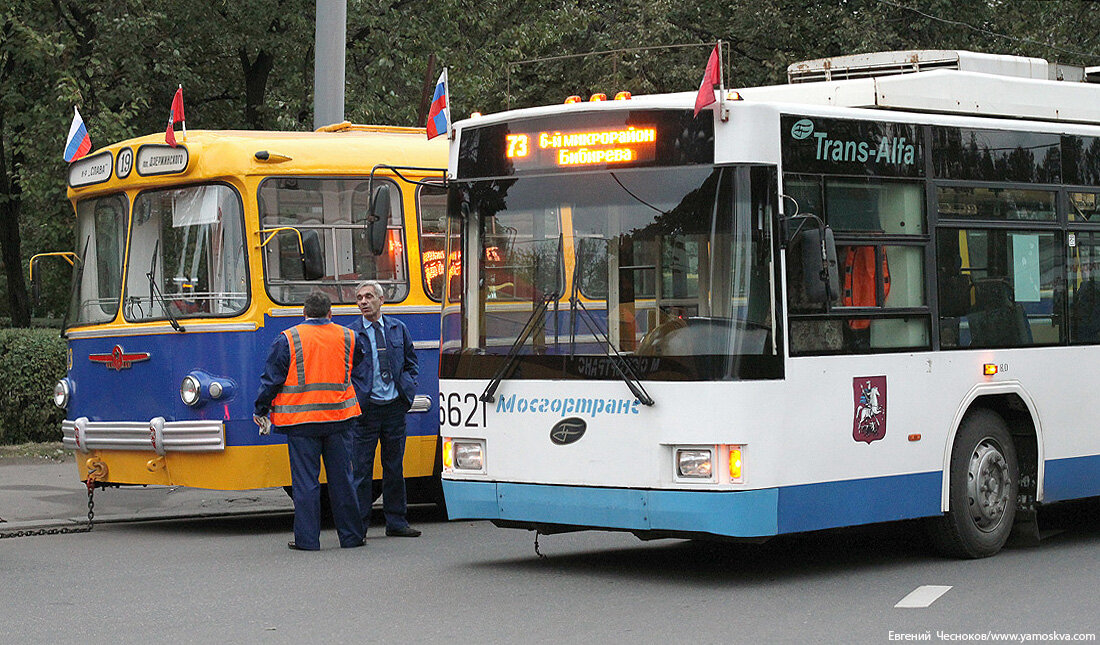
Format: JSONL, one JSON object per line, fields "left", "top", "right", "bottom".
{"left": 717, "top": 40, "right": 728, "bottom": 122}
{"left": 179, "top": 85, "right": 187, "bottom": 142}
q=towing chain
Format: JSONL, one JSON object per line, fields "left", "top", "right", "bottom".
{"left": 0, "top": 474, "right": 97, "bottom": 540}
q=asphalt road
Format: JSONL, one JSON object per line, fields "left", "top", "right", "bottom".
{"left": 2, "top": 458, "right": 1098, "bottom": 643}
{"left": 2, "top": 494, "right": 1099, "bottom": 644}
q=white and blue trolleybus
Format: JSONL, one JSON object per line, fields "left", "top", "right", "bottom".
{"left": 438, "top": 50, "right": 1100, "bottom": 557}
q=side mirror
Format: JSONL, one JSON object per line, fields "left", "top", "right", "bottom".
{"left": 800, "top": 225, "right": 839, "bottom": 303}
{"left": 301, "top": 230, "right": 324, "bottom": 281}
{"left": 368, "top": 184, "right": 392, "bottom": 256}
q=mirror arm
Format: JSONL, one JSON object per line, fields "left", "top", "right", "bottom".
{"left": 257, "top": 227, "right": 305, "bottom": 255}
{"left": 368, "top": 164, "right": 448, "bottom": 192}
{"left": 29, "top": 252, "right": 79, "bottom": 282}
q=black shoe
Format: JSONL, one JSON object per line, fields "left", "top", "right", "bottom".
{"left": 341, "top": 540, "right": 365, "bottom": 549}
{"left": 287, "top": 541, "right": 317, "bottom": 551}
{"left": 385, "top": 526, "right": 421, "bottom": 538}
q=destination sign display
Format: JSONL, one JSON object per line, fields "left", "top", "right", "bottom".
{"left": 457, "top": 110, "right": 713, "bottom": 179}
{"left": 68, "top": 151, "right": 113, "bottom": 188}
{"left": 504, "top": 126, "right": 658, "bottom": 170}
{"left": 137, "top": 144, "right": 189, "bottom": 176}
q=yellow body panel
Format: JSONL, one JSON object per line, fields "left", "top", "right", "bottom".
{"left": 76, "top": 435, "right": 439, "bottom": 490}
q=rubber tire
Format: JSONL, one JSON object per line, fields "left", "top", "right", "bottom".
{"left": 928, "top": 409, "right": 1018, "bottom": 558}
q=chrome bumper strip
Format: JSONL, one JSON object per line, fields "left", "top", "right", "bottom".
{"left": 62, "top": 419, "right": 225, "bottom": 453}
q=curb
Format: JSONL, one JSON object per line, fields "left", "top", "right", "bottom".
{"left": 0, "top": 506, "right": 294, "bottom": 534}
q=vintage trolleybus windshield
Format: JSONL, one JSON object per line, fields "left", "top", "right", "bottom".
{"left": 445, "top": 118, "right": 780, "bottom": 381}
{"left": 122, "top": 184, "right": 249, "bottom": 322}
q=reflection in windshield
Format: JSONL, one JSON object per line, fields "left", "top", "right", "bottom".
{"left": 445, "top": 165, "right": 779, "bottom": 382}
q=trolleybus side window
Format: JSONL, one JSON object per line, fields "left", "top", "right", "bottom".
{"left": 124, "top": 184, "right": 248, "bottom": 321}
{"left": 417, "top": 182, "right": 448, "bottom": 300}
{"left": 1068, "top": 228, "right": 1100, "bottom": 342}
{"left": 937, "top": 186, "right": 1056, "bottom": 221}
{"left": 936, "top": 228, "right": 1062, "bottom": 348}
{"left": 1069, "top": 191, "right": 1100, "bottom": 222}
{"left": 932, "top": 127, "right": 1061, "bottom": 184}
{"left": 1063, "top": 135, "right": 1100, "bottom": 186}
{"left": 786, "top": 175, "right": 929, "bottom": 355}
{"left": 69, "top": 193, "right": 127, "bottom": 325}
{"left": 258, "top": 177, "right": 408, "bottom": 304}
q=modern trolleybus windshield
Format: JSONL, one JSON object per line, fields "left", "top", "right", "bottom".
{"left": 444, "top": 164, "right": 780, "bottom": 383}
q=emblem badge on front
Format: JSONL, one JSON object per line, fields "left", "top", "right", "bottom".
{"left": 550, "top": 417, "right": 587, "bottom": 445}
{"left": 89, "top": 345, "right": 151, "bottom": 371}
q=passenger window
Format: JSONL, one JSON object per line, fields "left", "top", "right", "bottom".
{"left": 418, "top": 183, "right": 448, "bottom": 300}
{"left": 1068, "top": 231, "right": 1100, "bottom": 343}
{"left": 937, "top": 229, "right": 1062, "bottom": 348}
{"left": 786, "top": 175, "right": 929, "bottom": 355}
{"left": 937, "top": 186, "right": 1055, "bottom": 221}
{"left": 1069, "top": 192, "right": 1100, "bottom": 222}
{"left": 258, "top": 177, "right": 408, "bottom": 304}
{"left": 825, "top": 180, "right": 924, "bottom": 234}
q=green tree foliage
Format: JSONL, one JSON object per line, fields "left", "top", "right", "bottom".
{"left": 2, "top": 0, "right": 1099, "bottom": 323}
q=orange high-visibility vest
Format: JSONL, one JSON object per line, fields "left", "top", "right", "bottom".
{"left": 271, "top": 322, "right": 361, "bottom": 427}
{"left": 843, "top": 246, "right": 890, "bottom": 330}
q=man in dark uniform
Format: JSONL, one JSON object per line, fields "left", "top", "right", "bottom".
{"left": 254, "top": 291, "right": 365, "bottom": 551}
{"left": 347, "top": 280, "right": 421, "bottom": 537}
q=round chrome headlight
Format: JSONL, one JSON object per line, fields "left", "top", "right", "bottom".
{"left": 208, "top": 381, "right": 223, "bottom": 399}
{"left": 52, "top": 379, "right": 70, "bottom": 409}
{"left": 180, "top": 375, "right": 201, "bottom": 406}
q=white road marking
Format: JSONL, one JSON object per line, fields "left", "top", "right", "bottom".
{"left": 895, "top": 585, "right": 953, "bottom": 608}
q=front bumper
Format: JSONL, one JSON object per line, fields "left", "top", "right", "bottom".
{"left": 443, "top": 480, "right": 781, "bottom": 538}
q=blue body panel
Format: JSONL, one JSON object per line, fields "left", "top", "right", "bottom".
{"left": 446, "top": 455, "right": 1100, "bottom": 538}
{"left": 65, "top": 311, "right": 440, "bottom": 449}
{"left": 444, "top": 470, "right": 941, "bottom": 538}
{"left": 1043, "top": 455, "right": 1100, "bottom": 502}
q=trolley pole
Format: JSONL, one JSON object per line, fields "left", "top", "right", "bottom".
{"left": 314, "top": 0, "right": 347, "bottom": 129}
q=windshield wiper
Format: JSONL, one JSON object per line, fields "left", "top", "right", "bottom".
{"left": 479, "top": 291, "right": 558, "bottom": 403}
{"left": 147, "top": 239, "right": 185, "bottom": 332}
{"left": 568, "top": 241, "right": 655, "bottom": 406}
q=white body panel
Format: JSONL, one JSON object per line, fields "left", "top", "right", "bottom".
{"left": 443, "top": 53, "right": 1100, "bottom": 537}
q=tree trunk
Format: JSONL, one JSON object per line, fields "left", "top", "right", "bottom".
{"left": 0, "top": 110, "right": 31, "bottom": 327}
{"left": 241, "top": 47, "right": 275, "bottom": 129}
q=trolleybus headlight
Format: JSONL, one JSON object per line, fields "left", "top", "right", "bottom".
{"left": 452, "top": 440, "right": 484, "bottom": 471}
{"left": 180, "top": 375, "right": 201, "bottom": 406}
{"left": 52, "top": 378, "right": 71, "bottom": 409}
{"left": 676, "top": 448, "right": 713, "bottom": 479}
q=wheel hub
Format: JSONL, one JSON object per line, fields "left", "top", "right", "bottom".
{"left": 967, "top": 440, "right": 1011, "bottom": 532}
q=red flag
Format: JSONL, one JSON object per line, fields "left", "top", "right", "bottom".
{"left": 693, "top": 44, "right": 721, "bottom": 117}
{"left": 166, "top": 86, "right": 186, "bottom": 147}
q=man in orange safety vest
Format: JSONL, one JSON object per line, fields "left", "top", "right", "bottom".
{"left": 254, "top": 291, "right": 365, "bottom": 551}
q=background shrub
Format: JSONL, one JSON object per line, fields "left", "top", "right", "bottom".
{"left": 0, "top": 328, "right": 66, "bottom": 444}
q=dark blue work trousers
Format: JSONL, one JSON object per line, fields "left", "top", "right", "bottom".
{"left": 287, "top": 427, "right": 363, "bottom": 550}
{"left": 352, "top": 400, "right": 410, "bottom": 532}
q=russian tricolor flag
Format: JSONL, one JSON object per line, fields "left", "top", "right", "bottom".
{"left": 426, "top": 68, "right": 450, "bottom": 140}
{"left": 64, "top": 107, "right": 91, "bottom": 163}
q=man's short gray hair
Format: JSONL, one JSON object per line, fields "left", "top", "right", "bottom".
{"left": 356, "top": 280, "right": 384, "bottom": 299}
{"left": 303, "top": 291, "right": 332, "bottom": 318}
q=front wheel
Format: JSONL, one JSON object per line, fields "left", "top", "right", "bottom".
{"left": 927, "top": 409, "right": 1018, "bottom": 558}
